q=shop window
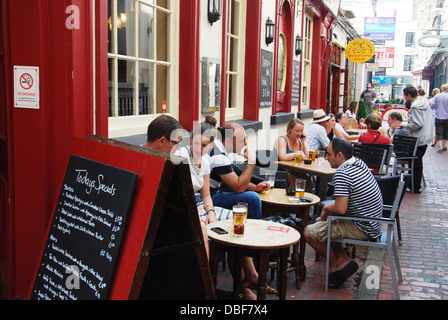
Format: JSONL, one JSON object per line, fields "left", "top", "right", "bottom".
{"left": 225, "top": 0, "right": 246, "bottom": 119}
{"left": 404, "top": 55, "right": 414, "bottom": 71}
{"left": 108, "top": 0, "right": 173, "bottom": 120}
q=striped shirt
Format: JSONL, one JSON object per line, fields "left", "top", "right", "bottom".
{"left": 333, "top": 157, "right": 383, "bottom": 238}
{"left": 204, "top": 140, "right": 234, "bottom": 193}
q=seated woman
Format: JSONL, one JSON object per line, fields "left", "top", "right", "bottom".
{"left": 326, "top": 114, "right": 346, "bottom": 140}
{"left": 345, "top": 101, "right": 359, "bottom": 119}
{"left": 177, "top": 116, "right": 275, "bottom": 300}
{"left": 358, "top": 113, "right": 391, "bottom": 144}
{"left": 335, "top": 112, "right": 359, "bottom": 141}
{"left": 274, "top": 118, "right": 312, "bottom": 192}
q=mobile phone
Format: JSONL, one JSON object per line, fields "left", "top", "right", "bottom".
{"left": 299, "top": 196, "right": 313, "bottom": 203}
{"left": 211, "top": 227, "right": 228, "bottom": 235}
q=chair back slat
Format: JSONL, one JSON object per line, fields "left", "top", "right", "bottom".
{"left": 353, "top": 144, "right": 387, "bottom": 174}
{"left": 392, "top": 134, "right": 418, "bottom": 156}
{"left": 358, "top": 142, "right": 394, "bottom": 173}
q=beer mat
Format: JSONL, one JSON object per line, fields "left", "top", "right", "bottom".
{"left": 267, "top": 225, "right": 290, "bottom": 233}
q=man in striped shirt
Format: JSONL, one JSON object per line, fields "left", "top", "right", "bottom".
{"left": 304, "top": 138, "right": 383, "bottom": 289}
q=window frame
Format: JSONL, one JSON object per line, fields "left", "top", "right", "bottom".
{"left": 107, "top": 0, "right": 178, "bottom": 137}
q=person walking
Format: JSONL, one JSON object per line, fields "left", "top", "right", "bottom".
{"left": 360, "top": 83, "right": 377, "bottom": 114}
{"left": 430, "top": 84, "right": 448, "bottom": 153}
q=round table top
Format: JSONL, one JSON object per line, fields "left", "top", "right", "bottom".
{"left": 207, "top": 219, "right": 301, "bottom": 250}
{"left": 258, "top": 189, "right": 320, "bottom": 207}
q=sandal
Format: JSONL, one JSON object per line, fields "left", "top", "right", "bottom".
{"left": 328, "top": 260, "right": 358, "bottom": 289}
{"left": 241, "top": 279, "right": 278, "bottom": 295}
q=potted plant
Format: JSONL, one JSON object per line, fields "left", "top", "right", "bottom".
{"left": 357, "top": 99, "right": 368, "bottom": 120}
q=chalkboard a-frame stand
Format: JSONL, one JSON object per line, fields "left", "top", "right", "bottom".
{"left": 28, "top": 135, "right": 215, "bottom": 300}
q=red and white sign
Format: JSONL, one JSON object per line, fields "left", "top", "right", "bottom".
{"left": 375, "top": 47, "right": 395, "bottom": 68}
{"left": 14, "top": 66, "right": 40, "bottom": 109}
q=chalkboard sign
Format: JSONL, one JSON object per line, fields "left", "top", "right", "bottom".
{"left": 30, "top": 155, "right": 137, "bottom": 300}
{"left": 292, "top": 59, "right": 301, "bottom": 106}
{"left": 260, "top": 49, "right": 273, "bottom": 108}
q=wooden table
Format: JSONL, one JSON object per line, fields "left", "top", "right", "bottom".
{"left": 259, "top": 189, "right": 320, "bottom": 287}
{"left": 277, "top": 160, "right": 335, "bottom": 217}
{"left": 207, "top": 219, "right": 300, "bottom": 300}
{"left": 346, "top": 128, "right": 366, "bottom": 135}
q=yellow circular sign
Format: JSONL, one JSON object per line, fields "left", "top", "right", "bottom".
{"left": 345, "top": 38, "right": 375, "bottom": 63}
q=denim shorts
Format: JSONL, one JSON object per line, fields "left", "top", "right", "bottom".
{"left": 211, "top": 190, "right": 262, "bottom": 219}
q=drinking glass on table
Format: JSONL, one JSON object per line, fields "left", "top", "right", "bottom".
{"left": 316, "top": 150, "right": 325, "bottom": 165}
{"left": 233, "top": 205, "right": 246, "bottom": 237}
{"left": 309, "top": 150, "right": 317, "bottom": 161}
{"left": 294, "top": 151, "right": 303, "bottom": 165}
{"left": 265, "top": 172, "right": 276, "bottom": 192}
{"left": 295, "top": 178, "right": 306, "bottom": 198}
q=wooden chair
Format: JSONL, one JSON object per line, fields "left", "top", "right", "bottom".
{"left": 353, "top": 144, "right": 388, "bottom": 175}
{"left": 325, "top": 176, "right": 405, "bottom": 299}
{"left": 344, "top": 118, "right": 358, "bottom": 131}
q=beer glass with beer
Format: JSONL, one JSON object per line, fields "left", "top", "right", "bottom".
{"left": 233, "top": 205, "right": 246, "bottom": 237}
{"left": 294, "top": 151, "right": 303, "bottom": 165}
{"left": 309, "top": 150, "right": 317, "bottom": 161}
{"left": 295, "top": 178, "right": 306, "bottom": 198}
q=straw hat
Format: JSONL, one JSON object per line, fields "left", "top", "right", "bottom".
{"left": 312, "top": 109, "right": 331, "bottom": 123}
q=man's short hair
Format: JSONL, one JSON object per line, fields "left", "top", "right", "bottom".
{"left": 147, "top": 115, "right": 183, "bottom": 142}
{"left": 365, "top": 113, "right": 383, "bottom": 130}
{"left": 403, "top": 86, "right": 418, "bottom": 98}
{"left": 330, "top": 138, "right": 353, "bottom": 160}
{"left": 389, "top": 112, "right": 403, "bottom": 121}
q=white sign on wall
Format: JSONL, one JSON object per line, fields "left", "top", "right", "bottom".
{"left": 14, "top": 66, "right": 40, "bottom": 109}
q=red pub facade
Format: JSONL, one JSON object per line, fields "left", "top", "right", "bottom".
{"left": 0, "top": 0, "right": 356, "bottom": 299}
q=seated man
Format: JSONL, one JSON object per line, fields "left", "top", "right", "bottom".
{"left": 304, "top": 109, "right": 331, "bottom": 151}
{"left": 387, "top": 112, "right": 409, "bottom": 139}
{"left": 205, "top": 121, "right": 269, "bottom": 219}
{"left": 358, "top": 113, "right": 391, "bottom": 144}
{"left": 144, "top": 114, "right": 183, "bottom": 153}
{"left": 304, "top": 138, "right": 383, "bottom": 289}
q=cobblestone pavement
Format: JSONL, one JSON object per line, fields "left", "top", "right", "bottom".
{"left": 216, "top": 146, "right": 448, "bottom": 300}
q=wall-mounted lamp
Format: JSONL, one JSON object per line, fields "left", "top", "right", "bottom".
{"left": 265, "top": 17, "right": 275, "bottom": 45}
{"left": 295, "top": 35, "right": 303, "bottom": 56}
{"left": 208, "top": 0, "right": 222, "bottom": 25}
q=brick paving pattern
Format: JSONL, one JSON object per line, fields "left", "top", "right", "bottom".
{"left": 216, "top": 146, "right": 448, "bottom": 300}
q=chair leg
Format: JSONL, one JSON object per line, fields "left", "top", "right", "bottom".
{"left": 396, "top": 213, "right": 402, "bottom": 245}
{"left": 325, "top": 221, "right": 332, "bottom": 294}
{"left": 388, "top": 238, "right": 403, "bottom": 300}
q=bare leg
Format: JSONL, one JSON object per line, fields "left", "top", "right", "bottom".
{"left": 303, "top": 227, "right": 350, "bottom": 273}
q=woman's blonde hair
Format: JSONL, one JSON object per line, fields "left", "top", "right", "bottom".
{"left": 286, "top": 118, "right": 304, "bottom": 134}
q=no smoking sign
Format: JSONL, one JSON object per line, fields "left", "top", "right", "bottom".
{"left": 14, "top": 66, "right": 40, "bottom": 109}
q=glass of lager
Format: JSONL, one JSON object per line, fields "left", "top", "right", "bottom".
{"left": 294, "top": 152, "right": 303, "bottom": 165}
{"left": 295, "top": 178, "right": 306, "bottom": 198}
{"left": 309, "top": 150, "right": 317, "bottom": 161}
{"left": 233, "top": 205, "right": 246, "bottom": 237}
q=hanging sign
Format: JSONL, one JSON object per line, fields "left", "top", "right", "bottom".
{"left": 345, "top": 39, "right": 375, "bottom": 63}
{"left": 14, "top": 66, "right": 40, "bottom": 109}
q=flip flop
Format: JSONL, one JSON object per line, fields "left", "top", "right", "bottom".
{"left": 328, "top": 260, "right": 358, "bottom": 289}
